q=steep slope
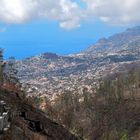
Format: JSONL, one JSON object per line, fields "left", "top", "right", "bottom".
{"left": 0, "top": 88, "right": 82, "bottom": 140}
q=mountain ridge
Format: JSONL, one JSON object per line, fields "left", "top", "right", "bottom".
{"left": 83, "top": 26, "right": 140, "bottom": 56}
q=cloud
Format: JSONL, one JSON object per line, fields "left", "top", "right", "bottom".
{"left": 60, "top": 18, "right": 81, "bottom": 29}
{"left": 0, "top": 0, "right": 82, "bottom": 29}
{"left": 0, "top": 0, "right": 139, "bottom": 29}
{"left": 84, "top": 0, "right": 140, "bottom": 25}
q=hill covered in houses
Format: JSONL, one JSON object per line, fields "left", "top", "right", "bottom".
{"left": 16, "top": 26, "right": 140, "bottom": 100}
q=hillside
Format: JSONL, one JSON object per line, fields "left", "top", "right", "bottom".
{"left": 15, "top": 26, "right": 140, "bottom": 100}
{"left": 0, "top": 88, "right": 82, "bottom": 140}
{"left": 48, "top": 68, "right": 140, "bottom": 140}
{"left": 84, "top": 26, "right": 140, "bottom": 56}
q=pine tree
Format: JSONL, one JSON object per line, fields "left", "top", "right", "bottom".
{"left": 0, "top": 49, "right": 4, "bottom": 85}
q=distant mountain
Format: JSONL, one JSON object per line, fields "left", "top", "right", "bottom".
{"left": 84, "top": 26, "right": 140, "bottom": 56}
{"left": 16, "top": 26, "right": 140, "bottom": 100}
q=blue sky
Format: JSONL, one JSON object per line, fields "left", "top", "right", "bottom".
{"left": 0, "top": 0, "right": 138, "bottom": 59}
{"left": 0, "top": 20, "right": 130, "bottom": 59}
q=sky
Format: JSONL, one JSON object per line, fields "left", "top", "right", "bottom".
{"left": 0, "top": 0, "right": 139, "bottom": 59}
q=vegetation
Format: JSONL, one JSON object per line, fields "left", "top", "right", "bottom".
{"left": 44, "top": 69, "right": 140, "bottom": 140}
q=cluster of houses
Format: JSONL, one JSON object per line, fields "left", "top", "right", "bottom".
{"left": 0, "top": 100, "right": 10, "bottom": 134}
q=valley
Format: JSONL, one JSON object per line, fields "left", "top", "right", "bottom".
{"left": 16, "top": 26, "right": 140, "bottom": 101}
